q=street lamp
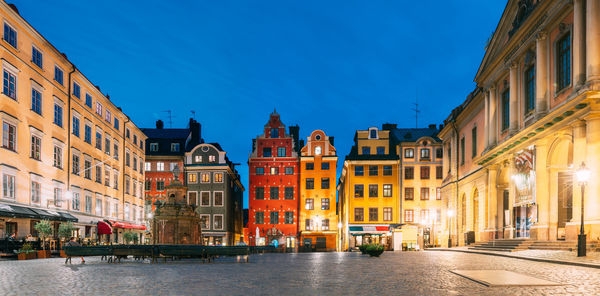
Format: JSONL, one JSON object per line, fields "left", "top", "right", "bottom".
{"left": 576, "top": 162, "right": 590, "bottom": 257}
{"left": 447, "top": 209, "right": 454, "bottom": 248}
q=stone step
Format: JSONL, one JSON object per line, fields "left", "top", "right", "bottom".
{"left": 469, "top": 247, "right": 517, "bottom": 252}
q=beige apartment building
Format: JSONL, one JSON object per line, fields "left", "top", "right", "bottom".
{"left": 0, "top": 1, "right": 146, "bottom": 244}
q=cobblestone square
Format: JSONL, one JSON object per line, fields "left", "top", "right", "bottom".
{"left": 1, "top": 251, "right": 600, "bottom": 295}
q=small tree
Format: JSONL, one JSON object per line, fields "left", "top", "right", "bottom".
{"left": 58, "top": 222, "right": 76, "bottom": 241}
{"left": 34, "top": 220, "right": 53, "bottom": 250}
{"left": 123, "top": 231, "right": 136, "bottom": 244}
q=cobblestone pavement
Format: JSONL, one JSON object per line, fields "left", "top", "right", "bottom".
{"left": 444, "top": 246, "right": 600, "bottom": 266}
{"left": 1, "top": 251, "right": 600, "bottom": 295}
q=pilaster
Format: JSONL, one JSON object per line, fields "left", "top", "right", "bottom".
{"left": 574, "top": 0, "right": 586, "bottom": 86}
{"left": 509, "top": 63, "right": 519, "bottom": 134}
{"left": 535, "top": 31, "right": 548, "bottom": 117}
{"left": 586, "top": 0, "right": 600, "bottom": 82}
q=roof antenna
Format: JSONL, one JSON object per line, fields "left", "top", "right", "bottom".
{"left": 191, "top": 110, "right": 196, "bottom": 120}
{"left": 162, "top": 110, "right": 172, "bottom": 128}
{"left": 412, "top": 88, "right": 420, "bottom": 128}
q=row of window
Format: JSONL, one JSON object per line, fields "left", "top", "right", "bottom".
{"left": 304, "top": 198, "right": 330, "bottom": 210}
{"left": 404, "top": 208, "right": 442, "bottom": 223}
{"left": 304, "top": 162, "right": 330, "bottom": 170}
{"left": 188, "top": 191, "right": 224, "bottom": 207}
{"left": 305, "top": 218, "right": 331, "bottom": 231}
{"left": 305, "top": 177, "right": 330, "bottom": 190}
{"left": 0, "top": 172, "right": 142, "bottom": 222}
{"left": 404, "top": 166, "right": 443, "bottom": 180}
{"left": 254, "top": 187, "right": 294, "bottom": 200}
{"left": 149, "top": 142, "right": 180, "bottom": 152}
{"left": 2, "top": 22, "right": 144, "bottom": 152}
{"left": 353, "top": 207, "right": 394, "bottom": 222}
{"left": 353, "top": 184, "right": 393, "bottom": 198}
{"left": 254, "top": 211, "right": 294, "bottom": 224}
{"left": 255, "top": 166, "right": 294, "bottom": 175}
{"left": 403, "top": 147, "right": 443, "bottom": 160}
{"left": 404, "top": 187, "right": 441, "bottom": 201}
{"left": 261, "top": 147, "right": 287, "bottom": 157}
{"left": 353, "top": 165, "right": 394, "bottom": 176}
{"left": 199, "top": 214, "right": 224, "bottom": 230}
{"left": 188, "top": 172, "right": 224, "bottom": 184}
{"left": 360, "top": 146, "right": 386, "bottom": 155}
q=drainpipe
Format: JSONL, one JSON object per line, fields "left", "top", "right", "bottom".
{"left": 451, "top": 120, "right": 460, "bottom": 247}
{"left": 66, "top": 64, "right": 76, "bottom": 207}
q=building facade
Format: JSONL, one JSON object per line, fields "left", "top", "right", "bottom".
{"left": 0, "top": 1, "right": 146, "bottom": 244}
{"left": 442, "top": 0, "right": 600, "bottom": 246}
{"left": 338, "top": 126, "right": 400, "bottom": 251}
{"left": 299, "top": 130, "right": 338, "bottom": 251}
{"left": 142, "top": 119, "right": 201, "bottom": 216}
{"left": 247, "top": 111, "right": 301, "bottom": 248}
{"left": 185, "top": 143, "right": 244, "bottom": 246}
{"left": 392, "top": 125, "right": 443, "bottom": 249}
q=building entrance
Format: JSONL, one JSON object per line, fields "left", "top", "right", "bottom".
{"left": 514, "top": 205, "right": 533, "bottom": 238}
{"left": 557, "top": 172, "right": 573, "bottom": 239}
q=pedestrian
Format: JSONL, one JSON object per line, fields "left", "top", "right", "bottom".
{"left": 7, "top": 233, "right": 15, "bottom": 240}
{"left": 66, "top": 237, "right": 85, "bottom": 263}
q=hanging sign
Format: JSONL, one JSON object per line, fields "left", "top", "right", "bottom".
{"left": 514, "top": 148, "right": 536, "bottom": 206}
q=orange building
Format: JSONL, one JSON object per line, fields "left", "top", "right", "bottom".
{"left": 299, "top": 130, "right": 337, "bottom": 251}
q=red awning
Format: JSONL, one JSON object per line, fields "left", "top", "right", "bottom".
{"left": 375, "top": 226, "right": 389, "bottom": 231}
{"left": 107, "top": 220, "right": 146, "bottom": 230}
{"left": 97, "top": 221, "right": 112, "bottom": 235}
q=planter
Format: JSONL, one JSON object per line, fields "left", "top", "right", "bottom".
{"left": 37, "top": 250, "right": 51, "bottom": 259}
{"left": 17, "top": 253, "right": 27, "bottom": 260}
{"left": 367, "top": 249, "right": 384, "bottom": 257}
{"left": 60, "top": 250, "right": 66, "bottom": 258}
{"left": 26, "top": 252, "right": 37, "bottom": 260}
{"left": 358, "top": 245, "right": 368, "bottom": 254}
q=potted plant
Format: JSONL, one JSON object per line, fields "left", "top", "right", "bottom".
{"left": 358, "top": 244, "right": 368, "bottom": 254}
{"left": 34, "top": 220, "right": 53, "bottom": 259}
{"left": 58, "top": 222, "right": 76, "bottom": 257}
{"left": 366, "top": 244, "right": 385, "bottom": 257}
{"left": 17, "top": 243, "right": 36, "bottom": 260}
{"left": 123, "top": 231, "right": 136, "bottom": 245}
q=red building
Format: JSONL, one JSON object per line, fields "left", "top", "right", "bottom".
{"left": 142, "top": 119, "right": 202, "bottom": 213}
{"left": 247, "top": 111, "right": 301, "bottom": 248}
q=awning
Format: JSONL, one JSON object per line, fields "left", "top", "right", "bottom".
{"left": 97, "top": 221, "right": 112, "bottom": 235}
{"left": 106, "top": 220, "right": 146, "bottom": 230}
{"left": 349, "top": 225, "right": 390, "bottom": 235}
{"left": 69, "top": 213, "right": 99, "bottom": 226}
{"left": 0, "top": 203, "right": 38, "bottom": 219}
{"left": 30, "top": 208, "right": 77, "bottom": 222}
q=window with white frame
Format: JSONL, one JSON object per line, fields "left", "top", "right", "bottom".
{"left": 3, "top": 22, "right": 17, "bottom": 48}
{"left": 124, "top": 203, "right": 130, "bottom": 220}
{"left": 171, "top": 143, "right": 179, "bottom": 152}
{"left": 30, "top": 180, "right": 41, "bottom": 203}
{"left": 53, "top": 145, "right": 63, "bottom": 169}
{"left": 214, "top": 192, "right": 224, "bottom": 206}
{"left": 32, "top": 46, "right": 43, "bottom": 68}
{"left": 72, "top": 191, "right": 81, "bottom": 211}
{"left": 2, "top": 172, "right": 15, "bottom": 199}
{"left": 150, "top": 143, "right": 158, "bottom": 151}
{"left": 54, "top": 65, "right": 63, "bottom": 85}
{"left": 145, "top": 162, "right": 151, "bottom": 171}
{"left": 95, "top": 101, "right": 103, "bottom": 117}
{"left": 157, "top": 162, "right": 164, "bottom": 171}
{"left": 200, "top": 215, "right": 210, "bottom": 230}
{"left": 2, "top": 120, "right": 16, "bottom": 151}
{"left": 213, "top": 215, "right": 223, "bottom": 230}
{"left": 95, "top": 195, "right": 102, "bottom": 216}
{"left": 31, "top": 82, "right": 42, "bottom": 114}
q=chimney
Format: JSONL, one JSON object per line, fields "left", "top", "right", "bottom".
{"left": 252, "top": 139, "right": 256, "bottom": 153}
{"left": 428, "top": 124, "right": 436, "bottom": 130}
{"left": 328, "top": 136, "right": 335, "bottom": 146}
{"left": 438, "top": 124, "right": 444, "bottom": 130}
{"left": 156, "top": 120, "right": 164, "bottom": 129}
{"left": 382, "top": 123, "right": 397, "bottom": 130}
{"left": 189, "top": 118, "right": 201, "bottom": 145}
{"left": 8, "top": 4, "right": 19, "bottom": 15}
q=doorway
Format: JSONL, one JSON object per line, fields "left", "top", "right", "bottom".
{"left": 557, "top": 172, "right": 573, "bottom": 239}
{"left": 514, "top": 206, "right": 531, "bottom": 238}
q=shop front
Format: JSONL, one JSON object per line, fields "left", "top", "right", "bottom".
{"left": 202, "top": 232, "right": 226, "bottom": 246}
{"left": 300, "top": 231, "right": 336, "bottom": 252}
{"left": 105, "top": 220, "right": 146, "bottom": 244}
{"left": 348, "top": 225, "right": 392, "bottom": 250}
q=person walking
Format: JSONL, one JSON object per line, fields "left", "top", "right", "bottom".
{"left": 66, "top": 237, "right": 84, "bottom": 263}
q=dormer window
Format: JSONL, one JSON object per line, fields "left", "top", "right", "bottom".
{"left": 271, "top": 128, "right": 279, "bottom": 138}
{"left": 369, "top": 128, "right": 378, "bottom": 139}
{"left": 209, "top": 155, "right": 216, "bottom": 162}
{"left": 171, "top": 143, "right": 180, "bottom": 152}
{"left": 150, "top": 143, "right": 158, "bottom": 151}
{"left": 194, "top": 155, "right": 202, "bottom": 162}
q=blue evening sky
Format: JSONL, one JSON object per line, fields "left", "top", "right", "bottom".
{"left": 14, "top": 0, "right": 506, "bottom": 208}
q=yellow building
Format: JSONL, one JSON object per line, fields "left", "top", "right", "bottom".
{"left": 338, "top": 126, "right": 400, "bottom": 251}
{"left": 299, "top": 130, "right": 337, "bottom": 251}
{"left": 393, "top": 125, "right": 443, "bottom": 249}
{"left": 441, "top": 0, "right": 600, "bottom": 249}
{"left": 0, "top": 2, "right": 146, "bottom": 245}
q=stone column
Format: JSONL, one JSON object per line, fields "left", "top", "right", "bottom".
{"left": 485, "top": 90, "right": 490, "bottom": 149}
{"left": 509, "top": 63, "right": 519, "bottom": 134}
{"left": 487, "top": 166, "right": 498, "bottom": 236}
{"left": 574, "top": 0, "right": 586, "bottom": 86}
{"left": 532, "top": 141, "right": 549, "bottom": 240}
{"left": 489, "top": 87, "right": 497, "bottom": 146}
{"left": 535, "top": 31, "right": 548, "bottom": 116}
{"left": 587, "top": 0, "right": 600, "bottom": 82}
{"left": 585, "top": 114, "right": 600, "bottom": 222}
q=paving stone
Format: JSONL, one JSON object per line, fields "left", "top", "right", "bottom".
{"left": 0, "top": 251, "right": 599, "bottom": 295}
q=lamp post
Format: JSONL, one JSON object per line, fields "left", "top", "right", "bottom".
{"left": 447, "top": 209, "right": 454, "bottom": 248}
{"left": 576, "top": 162, "right": 591, "bottom": 257}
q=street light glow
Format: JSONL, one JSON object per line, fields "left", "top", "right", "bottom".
{"left": 576, "top": 162, "right": 591, "bottom": 183}
{"left": 447, "top": 210, "right": 454, "bottom": 217}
